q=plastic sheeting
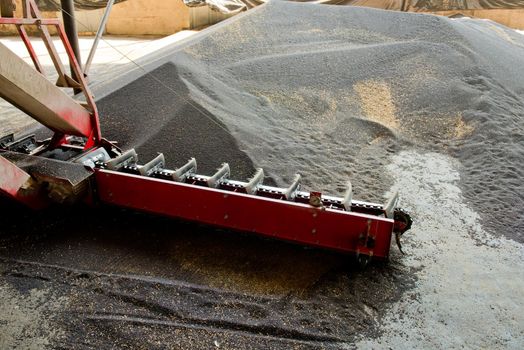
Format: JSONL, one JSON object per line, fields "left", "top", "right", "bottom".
{"left": 35, "top": 0, "right": 524, "bottom": 15}
{"left": 407, "top": 0, "right": 524, "bottom": 10}
{"left": 306, "top": 0, "right": 524, "bottom": 10}
{"left": 205, "top": 0, "right": 524, "bottom": 12}
{"left": 183, "top": 0, "right": 247, "bottom": 14}
{"left": 36, "top": 0, "right": 247, "bottom": 14}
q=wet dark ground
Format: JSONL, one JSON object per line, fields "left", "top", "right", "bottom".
{"left": 0, "top": 200, "right": 415, "bottom": 349}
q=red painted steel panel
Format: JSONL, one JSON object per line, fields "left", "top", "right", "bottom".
{"left": 16, "top": 24, "right": 44, "bottom": 74}
{"left": 95, "top": 170, "right": 394, "bottom": 258}
{"left": 55, "top": 23, "right": 102, "bottom": 144}
{"left": 0, "top": 18, "right": 61, "bottom": 25}
{"left": 0, "top": 155, "right": 30, "bottom": 196}
{"left": 0, "top": 155, "right": 46, "bottom": 208}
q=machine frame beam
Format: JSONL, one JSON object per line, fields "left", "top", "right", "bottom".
{"left": 0, "top": 42, "right": 93, "bottom": 138}
{"left": 95, "top": 169, "right": 393, "bottom": 259}
{"left": 0, "top": 154, "right": 45, "bottom": 208}
{"left": 0, "top": 0, "right": 101, "bottom": 147}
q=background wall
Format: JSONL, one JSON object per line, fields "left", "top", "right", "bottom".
{"left": 428, "top": 9, "right": 524, "bottom": 29}
{"left": 0, "top": 0, "right": 233, "bottom": 36}
{"left": 105, "top": 0, "right": 190, "bottom": 35}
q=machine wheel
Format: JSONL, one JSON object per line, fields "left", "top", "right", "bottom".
{"left": 393, "top": 208, "right": 412, "bottom": 254}
{"left": 393, "top": 208, "right": 412, "bottom": 235}
{"left": 357, "top": 254, "right": 371, "bottom": 269}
